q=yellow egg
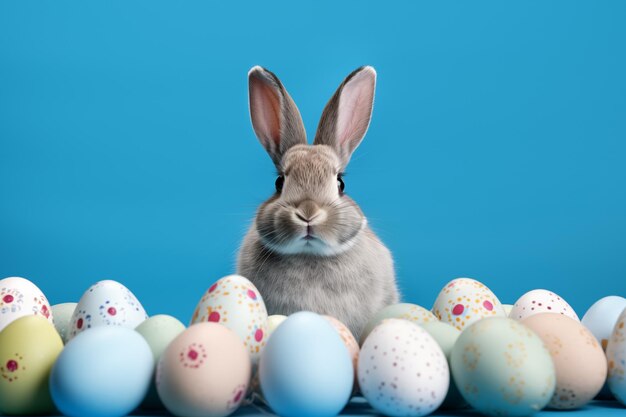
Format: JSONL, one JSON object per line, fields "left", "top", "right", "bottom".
{"left": 0, "top": 315, "right": 63, "bottom": 415}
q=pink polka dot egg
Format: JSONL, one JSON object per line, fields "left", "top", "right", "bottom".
{"left": 190, "top": 274, "right": 268, "bottom": 364}
{"left": 431, "top": 277, "right": 506, "bottom": 331}
{"left": 509, "top": 289, "right": 579, "bottom": 322}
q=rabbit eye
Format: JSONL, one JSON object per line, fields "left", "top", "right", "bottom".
{"left": 337, "top": 175, "right": 345, "bottom": 193}
{"left": 275, "top": 175, "right": 284, "bottom": 193}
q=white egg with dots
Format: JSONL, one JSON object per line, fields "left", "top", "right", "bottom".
{"left": 509, "top": 289, "right": 579, "bottom": 321}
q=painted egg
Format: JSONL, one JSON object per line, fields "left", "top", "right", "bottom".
{"left": 68, "top": 280, "right": 147, "bottom": 341}
{"left": 522, "top": 313, "right": 606, "bottom": 409}
{"left": 420, "top": 321, "right": 465, "bottom": 409}
{"left": 359, "top": 303, "right": 437, "bottom": 344}
{"left": 135, "top": 315, "right": 186, "bottom": 409}
{"left": 359, "top": 318, "right": 449, "bottom": 416}
{"left": 156, "top": 322, "right": 251, "bottom": 417}
{"left": 190, "top": 274, "right": 268, "bottom": 364}
{"left": 582, "top": 296, "right": 626, "bottom": 351}
{"left": 260, "top": 312, "right": 353, "bottom": 417}
{"left": 450, "top": 317, "right": 555, "bottom": 416}
{"left": 0, "top": 276, "right": 53, "bottom": 332}
{"left": 510, "top": 289, "right": 579, "bottom": 322}
{"left": 267, "top": 314, "right": 287, "bottom": 337}
{"left": 503, "top": 304, "right": 513, "bottom": 317}
{"left": 51, "top": 302, "right": 77, "bottom": 343}
{"left": 0, "top": 315, "right": 63, "bottom": 415}
{"left": 432, "top": 278, "right": 506, "bottom": 331}
{"left": 50, "top": 326, "right": 153, "bottom": 417}
{"left": 607, "top": 307, "right": 626, "bottom": 405}
{"left": 324, "top": 315, "right": 359, "bottom": 383}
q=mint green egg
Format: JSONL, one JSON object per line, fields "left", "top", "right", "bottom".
{"left": 135, "top": 314, "right": 186, "bottom": 409}
{"left": 51, "top": 302, "right": 77, "bottom": 344}
{"left": 450, "top": 317, "right": 556, "bottom": 416}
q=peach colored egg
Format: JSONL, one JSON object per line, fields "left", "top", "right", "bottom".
{"left": 432, "top": 278, "right": 506, "bottom": 331}
{"left": 156, "top": 323, "right": 251, "bottom": 417}
{"left": 522, "top": 313, "right": 607, "bottom": 409}
{"left": 510, "top": 289, "right": 579, "bottom": 322}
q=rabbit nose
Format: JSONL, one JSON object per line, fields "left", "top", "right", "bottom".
{"left": 294, "top": 200, "right": 322, "bottom": 223}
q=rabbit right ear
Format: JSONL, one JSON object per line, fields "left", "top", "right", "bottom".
{"left": 248, "top": 66, "right": 307, "bottom": 167}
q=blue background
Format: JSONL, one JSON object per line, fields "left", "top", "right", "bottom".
{"left": 1, "top": 1, "right": 625, "bottom": 325}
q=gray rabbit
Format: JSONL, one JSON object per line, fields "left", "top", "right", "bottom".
{"left": 237, "top": 66, "right": 399, "bottom": 341}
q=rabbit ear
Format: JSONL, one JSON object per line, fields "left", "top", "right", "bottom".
{"left": 313, "top": 66, "right": 376, "bottom": 169}
{"left": 248, "top": 66, "right": 307, "bottom": 167}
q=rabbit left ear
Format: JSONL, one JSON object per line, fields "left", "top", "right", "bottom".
{"left": 313, "top": 66, "right": 376, "bottom": 169}
{"left": 248, "top": 66, "right": 307, "bottom": 167}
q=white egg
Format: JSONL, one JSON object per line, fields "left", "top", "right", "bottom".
{"left": 432, "top": 278, "right": 506, "bottom": 331}
{"left": 0, "top": 276, "right": 53, "bottom": 332}
{"left": 582, "top": 296, "right": 626, "bottom": 351}
{"left": 190, "top": 274, "right": 268, "bottom": 365}
{"left": 502, "top": 304, "right": 513, "bottom": 317}
{"left": 358, "top": 319, "right": 449, "bottom": 417}
{"left": 266, "top": 315, "right": 287, "bottom": 337}
{"left": 509, "top": 289, "right": 578, "bottom": 321}
{"left": 67, "top": 280, "right": 147, "bottom": 341}
{"left": 607, "top": 308, "right": 626, "bottom": 405}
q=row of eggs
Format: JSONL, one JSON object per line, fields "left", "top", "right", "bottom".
{"left": 0, "top": 275, "right": 625, "bottom": 417}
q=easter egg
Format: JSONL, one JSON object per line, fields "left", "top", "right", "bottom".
{"left": 359, "top": 303, "right": 437, "bottom": 344}
{"left": 68, "top": 280, "right": 147, "bottom": 341}
{"left": 582, "top": 296, "right": 626, "bottom": 351}
{"left": 323, "top": 315, "right": 359, "bottom": 383}
{"left": 0, "top": 276, "right": 53, "bottom": 332}
{"left": 420, "top": 321, "right": 465, "bottom": 409}
{"left": 522, "top": 313, "right": 606, "bottom": 409}
{"left": 51, "top": 302, "right": 77, "bottom": 343}
{"left": 510, "top": 289, "right": 579, "bottom": 322}
{"left": 606, "top": 307, "right": 626, "bottom": 405}
{"left": 50, "top": 326, "right": 153, "bottom": 417}
{"left": 359, "top": 319, "right": 449, "bottom": 416}
{"left": 450, "top": 317, "right": 555, "bottom": 416}
{"left": 503, "top": 304, "right": 514, "bottom": 317}
{"left": 135, "top": 315, "right": 186, "bottom": 409}
{"left": 190, "top": 274, "right": 268, "bottom": 364}
{"left": 156, "top": 322, "right": 251, "bottom": 417}
{"left": 0, "top": 315, "right": 63, "bottom": 415}
{"left": 267, "top": 314, "right": 287, "bottom": 337}
{"left": 260, "top": 312, "right": 353, "bottom": 417}
{"left": 432, "top": 278, "right": 506, "bottom": 331}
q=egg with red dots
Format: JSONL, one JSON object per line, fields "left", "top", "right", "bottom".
{"left": 0, "top": 276, "right": 53, "bottom": 332}
{"left": 67, "top": 280, "right": 147, "bottom": 341}
{"left": 190, "top": 274, "right": 268, "bottom": 364}
{"left": 431, "top": 277, "right": 506, "bottom": 331}
{"left": 358, "top": 318, "right": 449, "bottom": 417}
{"left": 509, "top": 289, "right": 579, "bottom": 322}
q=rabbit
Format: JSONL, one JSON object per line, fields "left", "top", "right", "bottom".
{"left": 237, "top": 65, "right": 399, "bottom": 341}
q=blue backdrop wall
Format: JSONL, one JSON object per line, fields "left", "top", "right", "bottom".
{"left": 1, "top": 1, "right": 625, "bottom": 323}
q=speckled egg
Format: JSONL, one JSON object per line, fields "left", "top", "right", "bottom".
{"left": 0, "top": 276, "right": 53, "bottom": 332}
{"left": 324, "top": 315, "right": 359, "bottom": 383}
{"left": 0, "top": 315, "right": 63, "bottom": 415}
{"left": 432, "top": 278, "right": 506, "bottom": 331}
{"left": 522, "top": 313, "right": 606, "bottom": 409}
{"left": 68, "top": 280, "right": 147, "bottom": 341}
{"left": 52, "top": 302, "right": 77, "bottom": 343}
{"left": 420, "top": 321, "right": 465, "bottom": 409}
{"left": 582, "top": 296, "right": 626, "bottom": 351}
{"left": 156, "top": 323, "right": 251, "bottom": 417}
{"left": 510, "top": 289, "right": 579, "bottom": 322}
{"left": 135, "top": 315, "right": 186, "bottom": 409}
{"left": 359, "top": 318, "right": 449, "bottom": 417}
{"left": 359, "top": 303, "right": 437, "bottom": 344}
{"left": 450, "top": 317, "right": 555, "bottom": 416}
{"left": 267, "top": 314, "right": 287, "bottom": 337}
{"left": 604, "top": 308, "right": 626, "bottom": 405}
{"left": 190, "top": 274, "right": 268, "bottom": 364}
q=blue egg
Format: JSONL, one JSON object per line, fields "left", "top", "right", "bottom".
{"left": 50, "top": 326, "right": 153, "bottom": 417}
{"left": 259, "top": 311, "right": 353, "bottom": 417}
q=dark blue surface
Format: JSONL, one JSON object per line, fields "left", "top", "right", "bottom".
{"left": 1, "top": 1, "right": 625, "bottom": 324}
